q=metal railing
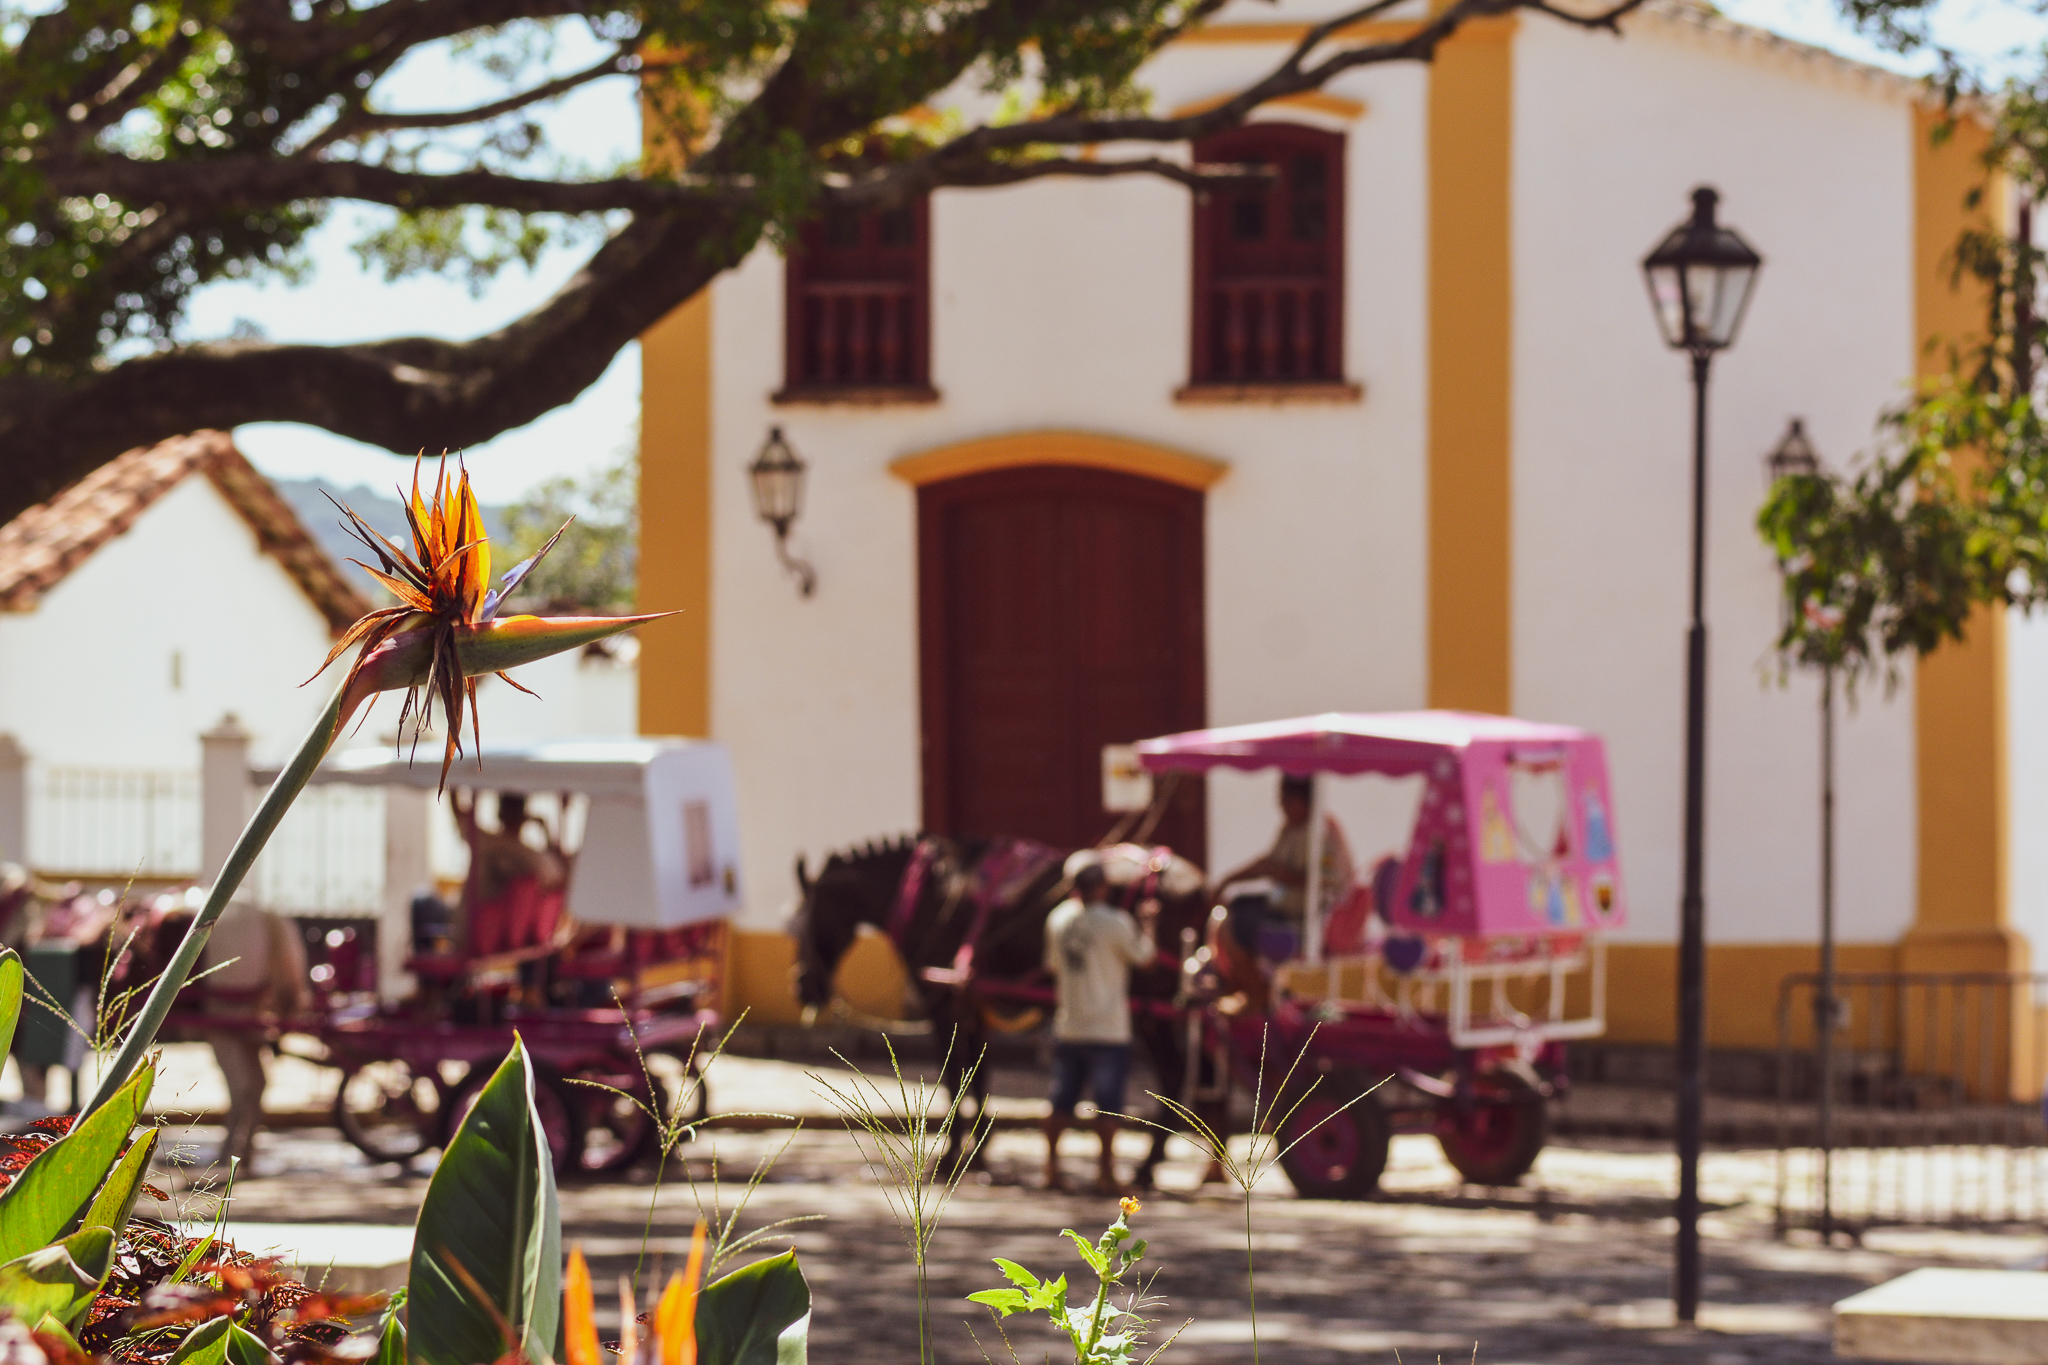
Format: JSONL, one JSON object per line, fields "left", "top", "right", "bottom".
{"left": 794, "top": 280, "right": 919, "bottom": 386}
{"left": 31, "top": 767, "right": 200, "bottom": 878}
{"left": 1201, "top": 277, "right": 1336, "bottom": 382}
{"left": 1775, "top": 971, "right": 2048, "bottom": 1235}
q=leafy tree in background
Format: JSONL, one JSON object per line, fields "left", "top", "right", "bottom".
{"left": 504, "top": 446, "right": 638, "bottom": 611}
{"left": 1761, "top": 84, "right": 2048, "bottom": 679}
{"left": 0, "top": 0, "right": 1670, "bottom": 524}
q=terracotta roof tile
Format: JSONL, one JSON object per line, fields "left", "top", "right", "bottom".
{"left": 0, "top": 430, "right": 372, "bottom": 635}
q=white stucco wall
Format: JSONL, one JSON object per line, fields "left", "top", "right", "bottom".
{"left": 704, "top": 49, "right": 1432, "bottom": 925}
{"left": 681, "top": 6, "right": 1933, "bottom": 934}
{"left": 2009, "top": 607, "right": 2048, "bottom": 960}
{"left": 0, "top": 476, "right": 343, "bottom": 774}
{"left": 1511, "top": 14, "right": 1919, "bottom": 946}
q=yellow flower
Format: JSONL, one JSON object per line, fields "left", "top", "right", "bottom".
{"left": 1120, "top": 1195, "right": 1141, "bottom": 1218}
{"left": 314, "top": 455, "right": 665, "bottom": 788}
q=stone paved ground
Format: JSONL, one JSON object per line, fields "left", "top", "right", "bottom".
{"left": 111, "top": 1048, "right": 2048, "bottom": 1365}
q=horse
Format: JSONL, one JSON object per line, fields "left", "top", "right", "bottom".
{"left": 790, "top": 833, "right": 1222, "bottom": 1185}
{"left": 105, "top": 893, "right": 312, "bottom": 1168}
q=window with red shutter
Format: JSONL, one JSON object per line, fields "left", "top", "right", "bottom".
{"left": 780, "top": 199, "right": 934, "bottom": 400}
{"left": 1188, "top": 124, "right": 1345, "bottom": 386}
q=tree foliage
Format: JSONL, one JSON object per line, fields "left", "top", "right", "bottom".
{"left": 0, "top": 0, "right": 1651, "bottom": 523}
{"left": 1760, "top": 84, "right": 2048, "bottom": 684}
{"left": 503, "top": 447, "right": 637, "bottom": 612}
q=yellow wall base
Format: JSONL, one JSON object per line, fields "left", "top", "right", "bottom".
{"left": 1598, "top": 941, "right": 1901, "bottom": 1051}
{"left": 726, "top": 928, "right": 918, "bottom": 1027}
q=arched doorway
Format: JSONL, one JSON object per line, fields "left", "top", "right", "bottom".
{"left": 916, "top": 464, "right": 1208, "bottom": 864}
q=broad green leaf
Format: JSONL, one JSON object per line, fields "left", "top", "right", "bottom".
{"left": 375, "top": 1308, "right": 406, "bottom": 1365}
{"left": 694, "top": 1250, "right": 811, "bottom": 1365}
{"left": 992, "top": 1259, "right": 1039, "bottom": 1292}
{"left": 0, "top": 951, "right": 25, "bottom": 1063}
{"left": 168, "top": 1317, "right": 232, "bottom": 1365}
{"left": 0, "top": 1064, "right": 154, "bottom": 1261}
{"left": 227, "top": 1322, "right": 277, "bottom": 1365}
{"left": 407, "top": 1040, "right": 560, "bottom": 1365}
{"left": 82, "top": 1127, "right": 159, "bottom": 1235}
{"left": 0, "top": 1227, "right": 115, "bottom": 1329}
{"left": 33, "top": 1312, "right": 82, "bottom": 1352}
{"left": 967, "top": 1289, "right": 1028, "bottom": 1317}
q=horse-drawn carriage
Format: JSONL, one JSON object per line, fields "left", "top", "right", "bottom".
{"left": 161, "top": 738, "right": 739, "bottom": 1176}
{"left": 795, "top": 710, "right": 1625, "bottom": 1197}
{"left": 1134, "top": 711, "right": 1623, "bottom": 1196}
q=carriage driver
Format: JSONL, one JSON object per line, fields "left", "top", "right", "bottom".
{"left": 1217, "top": 774, "right": 1354, "bottom": 963}
{"left": 1042, "top": 861, "right": 1158, "bottom": 1194}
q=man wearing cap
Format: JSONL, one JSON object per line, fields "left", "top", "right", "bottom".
{"left": 1042, "top": 862, "right": 1157, "bottom": 1193}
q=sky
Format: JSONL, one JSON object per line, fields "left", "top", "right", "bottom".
{"left": 188, "top": 0, "right": 2048, "bottom": 504}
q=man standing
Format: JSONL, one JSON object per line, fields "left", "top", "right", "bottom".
{"left": 1043, "top": 861, "right": 1157, "bottom": 1193}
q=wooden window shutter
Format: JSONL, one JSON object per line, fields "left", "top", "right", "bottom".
{"left": 1189, "top": 124, "right": 1346, "bottom": 385}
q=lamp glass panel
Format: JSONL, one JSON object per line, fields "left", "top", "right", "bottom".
{"left": 750, "top": 462, "right": 801, "bottom": 524}
{"left": 1644, "top": 262, "right": 1687, "bottom": 349}
{"left": 1706, "top": 262, "right": 1758, "bottom": 349}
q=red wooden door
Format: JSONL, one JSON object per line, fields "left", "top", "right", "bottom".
{"left": 918, "top": 466, "right": 1206, "bottom": 865}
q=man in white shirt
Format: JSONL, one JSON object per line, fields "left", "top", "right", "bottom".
{"left": 1042, "top": 862, "right": 1158, "bottom": 1193}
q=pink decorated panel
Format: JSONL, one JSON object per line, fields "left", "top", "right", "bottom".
{"left": 1387, "top": 736, "right": 1626, "bottom": 938}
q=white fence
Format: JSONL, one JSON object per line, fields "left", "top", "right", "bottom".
{"left": 31, "top": 767, "right": 200, "bottom": 879}
{"left": 24, "top": 764, "right": 384, "bottom": 913}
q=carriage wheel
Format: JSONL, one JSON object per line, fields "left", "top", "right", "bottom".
{"left": 1276, "top": 1067, "right": 1390, "bottom": 1201}
{"left": 334, "top": 1061, "right": 444, "bottom": 1166}
{"left": 1434, "top": 1072, "right": 1549, "bottom": 1186}
{"left": 444, "top": 1056, "right": 584, "bottom": 1177}
{"left": 581, "top": 1048, "right": 714, "bottom": 1173}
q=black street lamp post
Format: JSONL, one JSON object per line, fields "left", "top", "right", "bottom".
{"left": 1764, "top": 418, "right": 1839, "bottom": 1244}
{"left": 1641, "top": 185, "right": 1762, "bottom": 1325}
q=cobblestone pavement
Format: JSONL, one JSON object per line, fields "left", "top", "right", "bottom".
{"left": 112, "top": 1048, "right": 2047, "bottom": 1365}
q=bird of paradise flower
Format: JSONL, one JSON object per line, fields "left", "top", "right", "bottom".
{"left": 315, "top": 456, "right": 583, "bottom": 787}
{"left": 79, "top": 455, "right": 669, "bottom": 1118}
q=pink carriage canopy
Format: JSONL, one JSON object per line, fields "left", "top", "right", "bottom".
{"left": 1134, "top": 711, "right": 1627, "bottom": 938}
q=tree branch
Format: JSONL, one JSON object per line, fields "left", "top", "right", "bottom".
{"left": 303, "top": 43, "right": 639, "bottom": 155}
{"left": 0, "top": 205, "right": 746, "bottom": 517}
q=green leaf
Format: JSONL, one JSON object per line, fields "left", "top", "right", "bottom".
{"left": 406, "top": 1040, "right": 560, "bottom": 1365}
{"left": 374, "top": 1308, "right": 406, "bottom": 1365}
{"left": 33, "top": 1313, "right": 82, "bottom": 1353}
{"left": 0, "top": 1064, "right": 154, "bottom": 1261}
{"left": 992, "top": 1259, "right": 1039, "bottom": 1292}
{"left": 0, "top": 950, "right": 25, "bottom": 1063}
{"left": 1060, "top": 1229, "right": 1107, "bottom": 1275}
{"left": 0, "top": 1226, "right": 114, "bottom": 1329}
{"left": 695, "top": 1250, "right": 811, "bottom": 1365}
{"left": 82, "top": 1127, "right": 159, "bottom": 1235}
{"left": 168, "top": 1317, "right": 232, "bottom": 1365}
{"left": 226, "top": 1322, "right": 277, "bottom": 1365}
{"left": 966, "top": 1289, "right": 1029, "bottom": 1318}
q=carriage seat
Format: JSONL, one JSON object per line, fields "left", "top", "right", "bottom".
{"left": 406, "top": 876, "right": 566, "bottom": 984}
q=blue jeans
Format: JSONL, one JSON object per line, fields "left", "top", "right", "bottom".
{"left": 1050, "top": 1042, "right": 1132, "bottom": 1117}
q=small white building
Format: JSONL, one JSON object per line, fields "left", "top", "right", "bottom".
{"left": 636, "top": 0, "right": 2037, "bottom": 1046}
{"left": 0, "top": 432, "right": 640, "bottom": 910}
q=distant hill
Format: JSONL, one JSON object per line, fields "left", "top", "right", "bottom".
{"left": 274, "top": 476, "right": 512, "bottom": 599}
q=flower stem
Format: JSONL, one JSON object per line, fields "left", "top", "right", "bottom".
{"left": 1245, "top": 1198, "right": 1260, "bottom": 1365}
{"left": 78, "top": 681, "right": 348, "bottom": 1118}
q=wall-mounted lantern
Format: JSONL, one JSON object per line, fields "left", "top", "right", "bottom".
{"left": 747, "top": 426, "right": 816, "bottom": 598}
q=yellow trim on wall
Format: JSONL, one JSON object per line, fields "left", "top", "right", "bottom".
{"left": 1426, "top": 19, "right": 1515, "bottom": 714}
{"left": 1909, "top": 107, "right": 2016, "bottom": 965}
{"left": 638, "top": 291, "right": 714, "bottom": 737}
{"left": 888, "top": 430, "right": 1230, "bottom": 491}
{"left": 1166, "top": 91, "right": 1369, "bottom": 122}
